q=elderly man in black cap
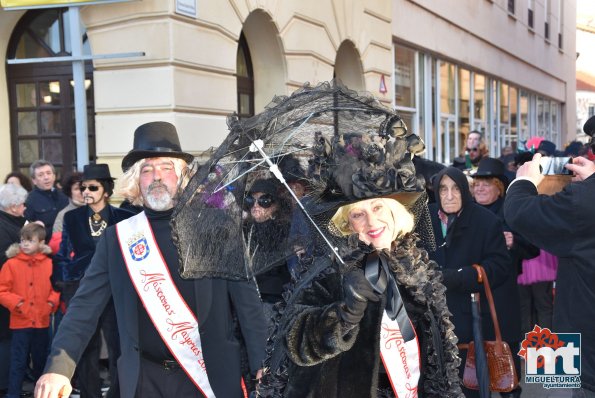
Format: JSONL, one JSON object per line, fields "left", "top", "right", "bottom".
{"left": 504, "top": 116, "right": 595, "bottom": 397}
{"left": 35, "top": 122, "right": 267, "bottom": 398}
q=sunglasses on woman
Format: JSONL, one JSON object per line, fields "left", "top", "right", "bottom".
{"left": 79, "top": 185, "right": 101, "bottom": 192}
{"left": 244, "top": 194, "right": 274, "bottom": 209}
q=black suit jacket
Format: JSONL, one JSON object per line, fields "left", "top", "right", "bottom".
{"left": 504, "top": 176, "right": 595, "bottom": 391}
{"left": 45, "top": 211, "right": 267, "bottom": 398}
{"left": 54, "top": 204, "right": 132, "bottom": 282}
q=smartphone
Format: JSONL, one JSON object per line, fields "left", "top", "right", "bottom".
{"left": 539, "top": 156, "right": 572, "bottom": 175}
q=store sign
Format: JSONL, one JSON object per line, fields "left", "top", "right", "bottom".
{"left": 175, "top": 0, "right": 196, "bottom": 18}
{"left": 1, "top": 0, "right": 128, "bottom": 9}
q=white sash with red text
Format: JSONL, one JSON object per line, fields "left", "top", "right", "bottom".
{"left": 116, "top": 212, "right": 215, "bottom": 398}
{"left": 379, "top": 310, "right": 421, "bottom": 398}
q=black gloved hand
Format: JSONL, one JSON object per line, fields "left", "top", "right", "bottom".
{"left": 339, "top": 267, "right": 381, "bottom": 325}
{"left": 440, "top": 268, "right": 462, "bottom": 290}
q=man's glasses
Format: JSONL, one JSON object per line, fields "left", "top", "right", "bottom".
{"left": 79, "top": 185, "right": 101, "bottom": 192}
{"left": 244, "top": 194, "right": 274, "bottom": 209}
{"left": 466, "top": 147, "right": 479, "bottom": 153}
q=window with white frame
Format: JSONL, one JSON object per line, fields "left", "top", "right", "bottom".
{"left": 391, "top": 45, "right": 564, "bottom": 163}
{"left": 394, "top": 44, "right": 418, "bottom": 142}
{"left": 458, "top": 68, "right": 471, "bottom": 154}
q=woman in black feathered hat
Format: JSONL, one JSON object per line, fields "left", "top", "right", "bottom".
{"left": 256, "top": 83, "right": 463, "bottom": 398}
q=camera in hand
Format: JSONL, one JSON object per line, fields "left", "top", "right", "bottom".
{"left": 539, "top": 156, "right": 572, "bottom": 175}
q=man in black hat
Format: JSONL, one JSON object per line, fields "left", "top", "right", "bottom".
{"left": 35, "top": 122, "right": 267, "bottom": 398}
{"left": 504, "top": 116, "right": 595, "bottom": 397}
{"left": 53, "top": 163, "right": 132, "bottom": 398}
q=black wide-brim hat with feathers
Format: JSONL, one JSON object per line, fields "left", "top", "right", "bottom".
{"left": 172, "top": 81, "right": 431, "bottom": 280}
{"left": 121, "top": 121, "right": 194, "bottom": 171}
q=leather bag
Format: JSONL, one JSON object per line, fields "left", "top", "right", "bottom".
{"left": 460, "top": 264, "right": 519, "bottom": 392}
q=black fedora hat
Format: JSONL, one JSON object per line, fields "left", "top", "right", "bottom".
{"left": 471, "top": 157, "right": 509, "bottom": 187}
{"left": 584, "top": 115, "right": 595, "bottom": 137}
{"left": 121, "top": 121, "right": 194, "bottom": 171}
{"left": 83, "top": 164, "right": 114, "bottom": 181}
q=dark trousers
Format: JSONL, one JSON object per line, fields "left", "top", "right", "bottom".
{"left": 0, "top": 336, "right": 10, "bottom": 390}
{"left": 7, "top": 328, "right": 49, "bottom": 398}
{"left": 518, "top": 281, "right": 554, "bottom": 334}
{"left": 134, "top": 358, "right": 202, "bottom": 397}
{"left": 76, "top": 300, "right": 120, "bottom": 398}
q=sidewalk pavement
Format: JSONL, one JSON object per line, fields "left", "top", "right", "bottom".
{"left": 492, "top": 359, "right": 574, "bottom": 398}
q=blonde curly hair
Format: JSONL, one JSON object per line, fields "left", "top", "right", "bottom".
{"left": 330, "top": 197, "right": 414, "bottom": 242}
{"left": 115, "top": 157, "right": 191, "bottom": 206}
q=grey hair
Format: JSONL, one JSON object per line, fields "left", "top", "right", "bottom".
{"left": 29, "top": 159, "right": 55, "bottom": 177}
{"left": 115, "top": 157, "right": 190, "bottom": 206}
{"left": 0, "top": 183, "right": 28, "bottom": 211}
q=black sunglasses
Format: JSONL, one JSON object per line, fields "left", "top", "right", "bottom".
{"left": 244, "top": 194, "right": 274, "bottom": 209}
{"left": 466, "top": 147, "right": 479, "bottom": 152}
{"left": 79, "top": 185, "right": 101, "bottom": 192}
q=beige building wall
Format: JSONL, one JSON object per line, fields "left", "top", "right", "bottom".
{"left": 0, "top": 0, "right": 579, "bottom": 176}
{"left": 393, "top": 0, "right": 577, "bottom": 142}
{"left": 79, "top": 0, "right": 393, "bottom": 172}
{"left": 0, "top": 0, "right": 392, "bottom": 177}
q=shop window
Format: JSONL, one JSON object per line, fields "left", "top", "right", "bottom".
{"left": 474, "top": 74, "right": 486, "bottom": 128}
{"left": 519, "top": 90, "right": 530, "bottom": 143}
{"left": 509, "top": 86, "right": 518, "bottom": 149}
{"left": 458, "top": 68, "right": 471, "bottom": 153}
{"left": 394, "top": 45, "right": 416, "bottom": 109}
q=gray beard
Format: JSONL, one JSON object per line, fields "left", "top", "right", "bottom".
{"left": 145, "top": 191, "right": 174, "bottom": 211}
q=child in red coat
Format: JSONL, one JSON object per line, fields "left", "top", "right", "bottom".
{"left": 0, "top": 222, "right": 59, "bottom": 398}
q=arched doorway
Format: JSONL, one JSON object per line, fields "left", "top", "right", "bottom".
{"left": 6, "top": 8, "right": 95, "bottom": 177}
{"left": 241, "top": 10, "right": 286, "bottom": 112}
{"left": 334, "top": 41, "right": 364, "bottom": 92}
{"left": 236, "top": 32, "right": 254, "bottom": 119}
